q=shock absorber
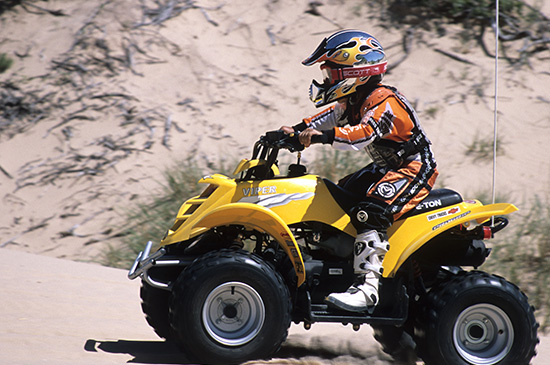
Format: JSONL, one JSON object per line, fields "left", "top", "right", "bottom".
{"left": 412, "top": 259, "right": 427, "bottom": 295}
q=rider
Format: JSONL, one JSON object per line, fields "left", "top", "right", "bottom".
{"left": 280, "top": 30, "right": 438, "bottom": 312}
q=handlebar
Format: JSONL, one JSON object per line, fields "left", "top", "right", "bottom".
{"left": 243, "top": 130, "right": 324, "bottom": 180}
{"left": 310, "top": 134, "right": 325, "bottom": 145}
{"left": 263, "top": 130, "right": 304, "bottom": 152}
{"left": 262, "top": 130, "right": 325, "bottom": 152}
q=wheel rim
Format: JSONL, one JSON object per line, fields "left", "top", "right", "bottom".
{"left": 453, "top": 303, "right": 514, "bottom": 364}
{"left": 202, "top": 281, "right": 265, "bottom": 346}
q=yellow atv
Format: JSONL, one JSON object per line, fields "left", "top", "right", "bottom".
{"left": 128, "top": 131, "right": 538, "bottom": 365}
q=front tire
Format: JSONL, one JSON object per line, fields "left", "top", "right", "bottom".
{"left": 169, "top": 249, "right": 291, "bottom": 364}
{"left": 140, "top": 281, "right": 172, "bottom": 340}
{"left": 416, "top": 271, "right": 538, "bottom": 365}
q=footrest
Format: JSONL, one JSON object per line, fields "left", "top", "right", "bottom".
{"left": 306, "top": 282, "right": 409, "bottom": 326}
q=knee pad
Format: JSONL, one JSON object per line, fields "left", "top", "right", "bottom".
{"left": 350, "top": 200, "right": 393, "bottom": 232}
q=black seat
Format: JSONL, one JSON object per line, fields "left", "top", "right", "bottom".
{"left": 323, "top": 179, "right": 463, "bottom": 220}
{"left": 398, "top": 188, "right": 463, "bottom": 220}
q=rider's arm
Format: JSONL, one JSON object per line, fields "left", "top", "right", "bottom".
{"left": 332, "top": 94, "right": 412, "bottom": 151}
{"left": 292, "top": 103, "right": 345, "bottom": 132}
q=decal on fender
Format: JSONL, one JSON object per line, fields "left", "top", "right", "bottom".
{"left": 239, "top": 192, "right": 314, "bottom": 209}
{"left": 432, "top": 211, "right": 471, "bottom": 231}
{"left": 242, "top": 186, "right": 277, "bottom": 196}
{"left": 427, "top": 206, "right": 461, "bottom": 221}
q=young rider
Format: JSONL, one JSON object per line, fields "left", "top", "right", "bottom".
{"left": 280, "top": 30, "right": 438, "bottom": 312}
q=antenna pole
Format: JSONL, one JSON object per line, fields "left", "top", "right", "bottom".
{"left": 491, "top": 0, "right": 500, "bottom": 225}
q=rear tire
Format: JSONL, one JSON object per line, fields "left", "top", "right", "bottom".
{"left": 372, "top": 324, "right": 417, "bottom": 363}
{"left": 416, "top": 271, "right": 538, "bottom": 365}
{"left": 169, "top": 249, "right": 291, "bottom": 364}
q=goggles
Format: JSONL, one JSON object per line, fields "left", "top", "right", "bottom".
{"left": 320, "top": 61, "right": 388, "bottom": 83}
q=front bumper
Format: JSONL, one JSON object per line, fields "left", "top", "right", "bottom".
{"left": 128, "top": 241, "right": 170, "bottom": 288}
{"left": 128, "top": 241, "right": 197, "bottom": 290}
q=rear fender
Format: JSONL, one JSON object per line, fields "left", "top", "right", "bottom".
{"left": 383, "top": 201, "right": 518, "bottom": 277}
{"left": 191, "top": 202, "right": 305, "bottom": 287}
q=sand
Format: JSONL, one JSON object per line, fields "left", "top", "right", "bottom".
{"left": 1, "top": 0, "right": 549, "bottom": 363}
{"left": 1, "top": 248, "right": 549, "bottom": 364}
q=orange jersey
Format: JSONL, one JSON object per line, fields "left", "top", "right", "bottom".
{"left": 295, "top": 84, "right": 438, "bottom": 220}
{"left": 298, "top": 84, "right": 436, "bottom": 170}
{"left": 333, "top": 86, "right": 417, "bottom": 147}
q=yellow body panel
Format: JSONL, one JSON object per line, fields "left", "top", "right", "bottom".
{"left": 160, "top": 173, "right": 354, "bottom": 286}
{"left": 234, "top": 174, "right": 356, "bottom": 236}
{"left": 192, "top": 202, "right": 306, "bottom": 286}
{"left": 383, "top": 201, "right": 518, "bottom": 277}
{"left": 161, "top": 174, "right": 237, "bottom": 245}
{"left": 160, "top": 169, "right": 518, "bottom": 286}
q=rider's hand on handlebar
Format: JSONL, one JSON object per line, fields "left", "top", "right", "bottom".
{"left": 299, "top": 128, "right": 323, "bottom": 148}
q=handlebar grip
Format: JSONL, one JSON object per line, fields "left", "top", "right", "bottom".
{"left": 265, "top": 130, "right": 286, "bottom": 142}
{"left": 310, "top": 134, "right": 328, "bottom": 145}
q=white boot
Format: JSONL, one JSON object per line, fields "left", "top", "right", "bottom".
{"left": 325, "top": 230, "right": 389, "bottom": 312}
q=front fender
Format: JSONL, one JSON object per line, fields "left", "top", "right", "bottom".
{"left": 383, "top": 201, "right": 518, "bottom": 277}
{"left": 192, "top": 202, "right": 306, "bottom": 287}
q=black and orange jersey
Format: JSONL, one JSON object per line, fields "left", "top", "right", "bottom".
{"left": 293, "top": 84, "right": 438, "bottom": 219}
{"left": 293, "top": 84, "right": 436, "bottom": 170}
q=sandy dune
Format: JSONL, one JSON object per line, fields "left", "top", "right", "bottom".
{"left": 1, "top": 248, "right": 549, "bottom": 364}
{"left": 0, "top": 248, "right": 392, "bottom": 364}
{"left": 1, "top": 0, "right": 549, "bottom": 264}
{"left": 1, "top": 1, "right": 549, "bottom": 364}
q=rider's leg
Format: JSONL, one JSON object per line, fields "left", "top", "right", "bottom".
{"left": 327, "top": 162, "right": 437, "bottom": 312}
{"left": 325, "top": 229, "right": 389, "bottom": 311}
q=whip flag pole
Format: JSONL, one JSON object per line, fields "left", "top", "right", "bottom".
{"left": 491, "top": 0, "right": 500, "bottom": 225}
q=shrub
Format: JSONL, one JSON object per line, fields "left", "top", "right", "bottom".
{"left": 0, "top": 53, "right": 13, "bottom": 73}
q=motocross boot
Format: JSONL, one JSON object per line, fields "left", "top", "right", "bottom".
{"left": 325, "top": 230, "right": 389, "bottom": 312}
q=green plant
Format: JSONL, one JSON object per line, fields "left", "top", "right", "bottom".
{"left": 424, "top": 105, "right": 440, "bottom": 119}
{"left": 484, "top": 194, "right": 550, "bottom": 331}
{"left": 0, "top": 53, "right": 13, "bottom": 73}
{"left": 465, "top": 133, "right": 504, "bottom": 162}
{"left": 0, "top": 1, "right": 22, "bottom": 15}
{"left": 385, "top": 0, "right": 525, "bottom": 26}
{"left": 375, "top": 0, "right": 549, "bottom": 64}
{"left": 103, "top": 157, "right": 209, "bottom": 268}
{"left": 309, "top": 148, "right": 369, "bottom": 183}
{"left": 466, "top": 187, "right": 511, "bottom": 205}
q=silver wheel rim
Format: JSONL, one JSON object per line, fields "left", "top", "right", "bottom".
{"left": 453, "top": 303, "right": 514, "bottom": 364}
{"left": 202, "top": 281, "right": 265, "bottom": 346}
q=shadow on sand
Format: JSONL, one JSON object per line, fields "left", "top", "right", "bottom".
{"left": 84, "top": 339, "right": 188, "bottom": 364}
{"left": 84, "top": 338, "right": 384, "bottom": 364}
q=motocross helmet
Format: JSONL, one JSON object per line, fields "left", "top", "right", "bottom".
{"left": 303, "top": 30, "right": 387, "bottom": 107}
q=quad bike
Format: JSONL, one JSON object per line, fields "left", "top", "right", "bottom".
{"left": 128, "top": 131, "right": 538, "bottom": 365}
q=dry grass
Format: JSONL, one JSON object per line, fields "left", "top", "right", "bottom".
{"left": 484, "top": 193, "right": 550, "bottom": 331}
